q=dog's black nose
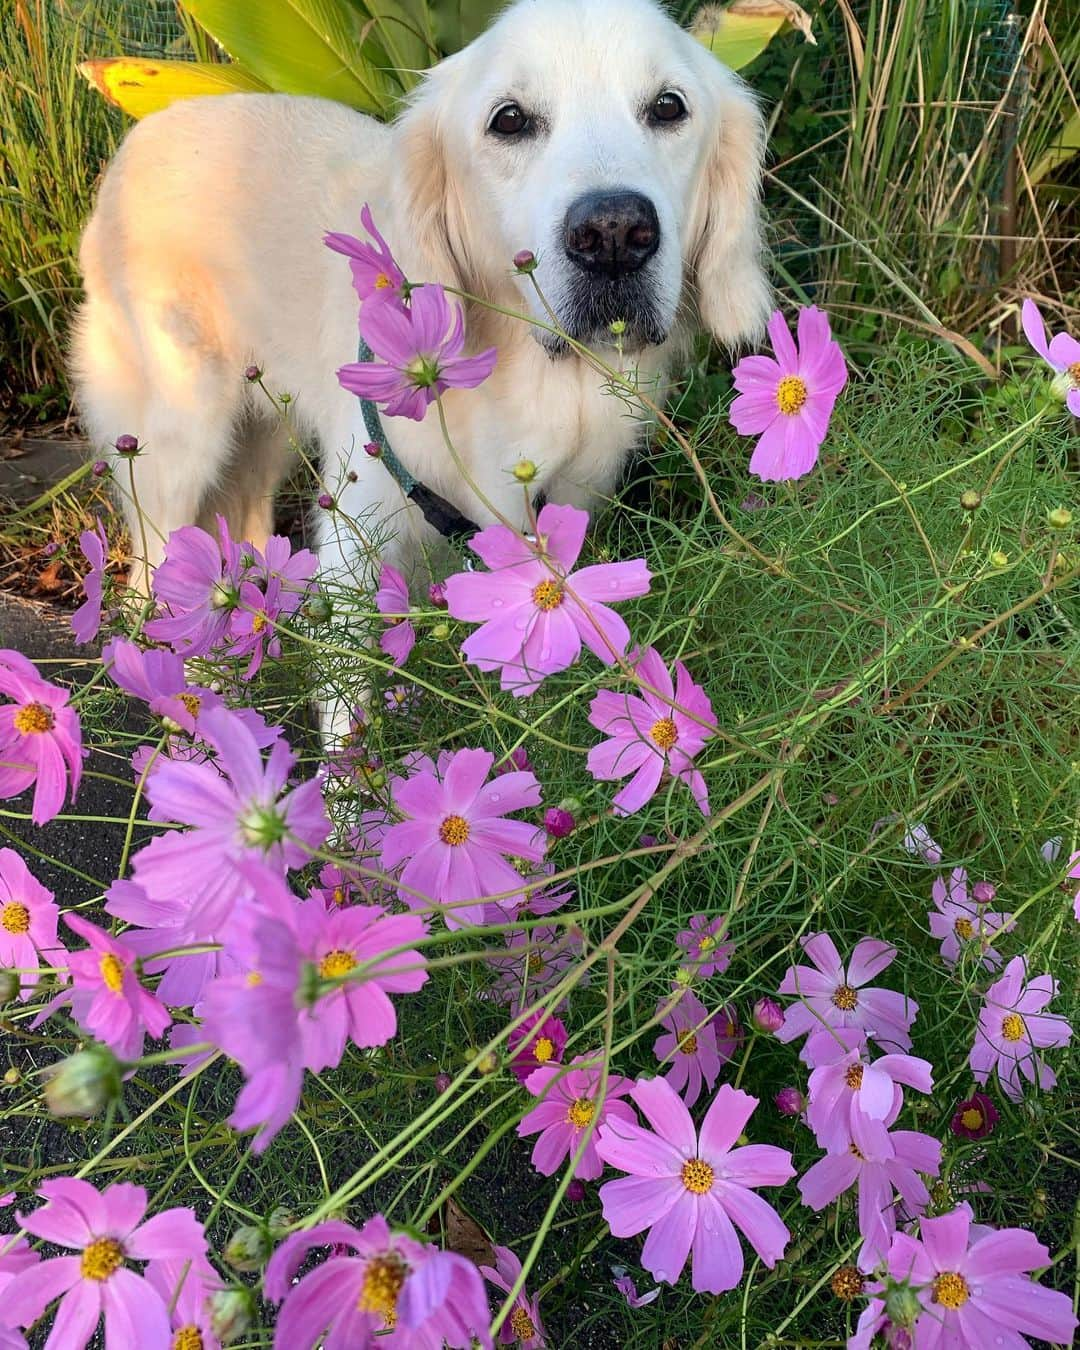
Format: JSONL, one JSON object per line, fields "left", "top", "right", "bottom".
{"left": 563, "top": 191, "right": 660, "bottom": 277}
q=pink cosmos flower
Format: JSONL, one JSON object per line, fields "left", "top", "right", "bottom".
{"left": 797, "top": 1096, "right": 941, "bottom": 1270}
{"left": 325, "top": 204, "right": 407, "bottom": 303}
{"left": 265, "top": 1216, "right": 493, "bottom": 1349}
{"left": 145, "top": 1253, "right": 224, "bottom": 1349}
{"left": 145, "top": 519, "right": 244, "bottom": 657}
{"left": 776, "top": 932, "right": 918, "bottom": 1053}
{"left": 901, "top": 821, "right": 942, "bottom": 864}
{"left": 713, "top": 1003, "right": 744, "bottom": 1062}
{"left": 929, "top": 866, "right": 1013, "bottom": 970}
{"left": 849, "top": 1205, "right": 1078, "bottom": 1350}
{"left": 0, "top": 848, "right": 64, "bottom": 998}
{"left": 338, "top": 283, "right": 497, "bottom": 421}
{"left": 6, "top": 1177, "right": 206, "bottom": 1347}
{"left": 130, "top": 707, "right": 329, "bottom": 934}
{"left": 1021, "top": 298, "right": 1080, "bottom": 416}
{"left": 1061, "top": 847, "right": 1080, "bottom": 922}
{"left": 0, "top": 1238, "right": 36, "bottom": 1350}
{"left": 968, "top": 954, "right": 1071, "bottom": 1100}
{"left": 484, "top": 924, "right": 585, "bottom": 1006}
{"left": 375, "top": 563, "right": 416, "bottom": 666}
{"left": 518, "top": 1056, "right": 636, "bottom": 1180}
{"left": 613, "top": 1270, "right": 660, "bottom": 1308}
{"left": 803, "top": 1026, "right": 933, "bottom": 1156}
{"left": 507, "top": 1009, "right": 568, "bottom": 1082}
{"left": 71, "top": 518, "right": 109, "bottom": 644}
{"left": 729, "top": 306, "right": 847, "bottom": 481}
{"left": 444, "top": 503, "right": 652, "bottom": 696}
{"left": 484, "top": 859, "right": 575, "bottom": 925}
{"left": 480, "top": 1244, "right": 546, "bottom": 1349}
{"left": 675, "top": 914, "right": 733, "bottom": 978}
{"left": 0, "top": 649, "right": 83, "bottom": 825}
{"left": 653, "top": 988, "right": 724, "bottom": 1108}
{"left": 596, "top": 1077, "right": 794, "bottom": 1293}
{"left": 38, "top": 913, "right": 170, "bottom": 1060}
{"left": 587, "top": 647, "right": 717, "bottom": 816}
{"left": 380, "top": 747, "right": 545, "bottom": 929}
{"left": 949, "top": 1090, "right": 999, "bottom": 1141}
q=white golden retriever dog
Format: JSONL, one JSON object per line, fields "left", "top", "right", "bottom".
{"left": 73, "top": 0, "right": 768, "bottom": 597}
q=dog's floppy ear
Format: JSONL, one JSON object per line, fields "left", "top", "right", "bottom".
{"left": 685, "top": 68, "right": 771, "bottom": 349}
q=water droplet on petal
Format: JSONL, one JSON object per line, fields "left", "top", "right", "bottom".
{"left": 490, "top": 792, "right": 501, "bottom": 803}
{"left": 493, "top": 598, "right": 503, "bottom": 608}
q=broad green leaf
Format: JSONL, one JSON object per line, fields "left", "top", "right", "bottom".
{"left": 78, "top": 58, "right": 270, "bottom": 120}
{"left": 691, "top": 0, "right": 814, "bottom": 72}
{"left": 428, "top": 0, "right": 504, "bottom": 55}
{"left": 1030, "top": 112, "right": 1080, "bottom": 187}
{"left": 179, "top": 0, "right": 399, "bottom": 115}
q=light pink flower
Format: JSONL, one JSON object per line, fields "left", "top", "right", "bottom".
{"left": 653, "top": 989, "right": 724, "bottom": 1108}
{"left": 266, "top": 1216, "right": 493, "bottom": 1349}
{"left": 484, "top": 924, "right": 585, "bottom": 1006}
{"left": 325, "top": 204, "right": 407, "bottom": 303}
{"left": 1060, "top": 847, "right": 1080, "bottom": 923}
{"left": 518, "top": 1056, "right": 636, "bottom": 1180}
{"left": 1021, "top": 298, "right": 1080, "bottom": 416}
{"left": 0, "top": 649, "right": 83, "bottom": 825}
{"left": 38, "top": 913, "right": 170, "bottom": 1060}
{"left": 776, "top": 932, "right": 917, "bottom": 1052}
{"left": 968, "top": 954, "right": 1070, "bottom": 1100}
{"left": 587, "top": 647, "right": 717, "bottom": 816}
{"left": 338, "top": 283, "right": 497, "bottom": 421}
{"left": 375, "top": 563, "right": 416, "bottom": 666}
{"left": 596, "top": 1077, "right": 793, "bottom": 1293}
{"left": 929, "top": 866, "right": 1013, "bottom": 970}
{"left": 71, "top": 518, "right": 109, "bottom": 644}
{"left": 6, "top": 1177, "right": 205, "bottom": 1348}
{"left": 145, "top": 1254, "right": 224, "bottom": 1349}
{"left": 381, "top": 747, "right": 544, "bottom": 929}
{"left": 849, "top": 1205, "right": 1078, "bottom": 1350}
{"left": 144, "top": 518, "right": 244, "bottom": 657}
{"left": 613, "top": 1270, "right": 660, "bottom": 1308}
{"left": 0, "top": 1237, "right": 36, "bottom": 1350}
{"left": 445, "top": 503, "right": 651, "bottom": 696}
{"left": 729, "top": 306, "right": 847, "bottom": 481}
{"left": 507, "top": 1010, "right": 568, "bottom": 1082}
{"left": 480, "top": 1244, "right": 546, "bottom": 1348}
{"left": 0, "top": 847, "right": 64, "bottom": 998}
{"left": 675, "top": 914, "right": 733, "bottom": 978}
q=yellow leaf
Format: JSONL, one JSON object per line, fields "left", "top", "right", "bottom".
{"left": 78, "top": 58, "right": 270, "bottom": 120}
{"left": 1030, "top": 112, "right": 1080, "bottom": 187}
{"left": 691, "top": 0, "right": 815, "bottom": 71}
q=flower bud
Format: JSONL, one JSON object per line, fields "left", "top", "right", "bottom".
{"left": 91, "top": 459, "right": 109, "bottom": 478}
{"left": 435, "top": 1072, "right": 452, "bottom": 1094}
{"left": 43, "top": 1045, "right": 121, "bottom": 1118}
{"left": 0, "top": 968, "right": 20, "bottom": 1004}
{"left": 1047, "top": 506, "right": 1073, "bottom": 529}
{"left": 4, "top": 1067, "right": 21, "bottom": 1086}
{"left": 971, "top": 880, "right": 996, "bottom": 904}
{"left": 302, "top": 591, "right": 332, "bottom": 624}
{"left": 989, "top": 550, "right": 1008, "bottom": 567}
{"left": 752, "top": 996, "right": 785, "bottom": 1034}
{"left": 959, "top": 489, "right": 982, "bottom": 512}
{"left": 209, "top": 1288, "right": 254, "bottom": 1344}
{"left": 244, "top": 364, "right": 262, "bottom": 382}
{"left": 773, "top": 1086, "right": 804, "bottom": 1117}
{"left": 566, "top": 1179, "right": 586, "bottom": 1203}
{"left": 609, "top": 318, "right": 627, "bottom": 336}
{"left": 223, "top": 1223, "right": 271, "bottom": 1273}
{"left": 432, "top": 621, "right": 451, "bottom": 641}
{"left": 428, "top": 581, "right": 448, "bottom": 608}
{"left": 513, "top": 249, "right": 537, "bottom": 273}
{"left": 364, "top": 441, "right": 382, "bottom": 458}
{"left": 475, "top": 1050, "right": 499, "bottom": 1075}
{"left": 317, "top": 492, "right": 335, "bottom": 510}
{"left": 268, "top": 1205, "right": 298, "bottom": 1236}
{"left": 884, "top": 1281, "right": 923, "bottom": 1329}
{"left": 114, "top": 433, "right": 139, "bottom": 456}
{"left": 278, "top": 391, "right": 292, "bottom": 405}
{"left": 512, "top": 459, "right": 538, "bottom": 484}
{"left": 544, "top": 807, "right": 575, "bottom": 838}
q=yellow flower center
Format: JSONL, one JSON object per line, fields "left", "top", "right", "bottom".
{"left": 251, "top": 611, "right": 267, "bottom": 633}
{"left": 357, "top": 1254, "right": 405, "bottom": 1325}
{"left": 775, "top": 374, "right": 808, "bottom": 415}
{"left": 510, "top": 1306, "right": 537, "bottom": 1341}
{"left": 526, "top": 951, "right": 545, "bottom": 976}
{"left": 178, "top": 692, "right": 202, "bottom": 719}
{"left": 677, "top": 1029, "right": 699, "bottom": 1055}
{"left": 832, "top": 983, "right": 858, "bottom": 1011}
{"left": 698, "top": 933, "right": 716, "bottom": 952}
{"left": 850, "top": 1142, "right": 865, "bottom": 1160}
{"left": 533, "top": 1036, "right": 555, "bottom": 1063}
{"left": 681, "top": 1157, "right": 714, "bottom": 1194}
{"left": 566, "top": 1097, "right": 595, "bottom": 1129}
{"left": 531, "top": 579, "right": 564, "bottom": 612}
{"left": 1, "top": 902, "right": 30, "bottom": 935}
{"left": 831, "top": 1266, "right": 864, "bottom": 1301}
{"left": 13, "top": 702, "right": 53, "bottom": 735}
{"left": 439, "top": 814, "right": 470, "bottom": 846}
{"left": 80, "top": 1236, "right": 124, "bottom": 1281}
{"left": 319, "top": 949, "right": 357, "bottom": 980}
{"left": 932, "top": 1271, "right": 970, "bottom": 1309}
{"left": 246, "top": 970, "right": 263, "bottom": 986}
{"left": 172, "top": 1328, "right": 204, "bottom": 1350}
{"left": 99, "top": 953, "right": 125, "bottom": 993}
{"left": 960, "top": 1106, "right": 984, "bottom": 1130}
{"left": 845, "top": 1064, "right": 864, "bottom": 1090}
{"left": 1001, "top": 1012, "right": 1025, "bottom": 1042}
{"left": 375, "top": 272, "right": 393, "bottom": 290}
{"left": 332, "top": 885, "right": 346, "bottom": 906}
{"left": 649, "top": 717, "right": 678, "bottom": 751}
{"left": 954, "top": 916, "right": 974, "bottom": 940}
{"left": 1068, "top": 361, "right": 1080, "bottom": 386}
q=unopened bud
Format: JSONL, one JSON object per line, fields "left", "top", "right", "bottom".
{"left": 960, "top": 490, "right": 982, "bottom": 512}
{"left": 0, "top": 968, "right": 20, "bottom": 1003}
{"left": 774, "top": 1086, "right": 804, "bottom": 1117}
{"left": 244, "top": 365, "right": 262, "bottom": 382}
{"left": 544, "top": 807, "right": 575, "bottom": 838}
{"left": 317, "top": 492, "right": 335, "bottom": 510}
{"left": 609, "top": 319, "right": 627, "bottom": 336}
{"left": 432, "top": 622, "right": 451, "bottom": 641}
{"left": 302, "top": 591, "right": 332, "bottom": 624}
{"left": 209, "top": 1289, "right": 254, "bottom": 1344}
{"left": 43, "top": 1045, "right": 121, "bottom": 1118}
{"left": 566, "top": 1179, "right": 586, "bottom": 1203}
{"left": 972, "top": 880, "right": 996, "bottom": 904}
{"left": 3, "top": 1067, "right": 20, "bottom": 1086}
{"left": 989, "top": 550, "right": 1008, "bottom": 567}
{"left": 114, "top": 433, "right": 139, "bottom": 456}
{"left": 91, "top": 459, "right": 110, "bottom": 478}
{"left": 1048, "top": 506, "right": 1072, "bottom": 529}
{"left": 475, "top": 1050, "right": 499, "bottom": 1075}
{"left": 751, "top": 996, "right": 785, "bottom": 1034}
{"left": 428, "top": 581, "right": 447, "bottom": 608}
{"left": 364, "top": 441, "right": 382, "bottom": 458}
{"left": 223, "top": 1223, "right": 271, "bottom": 1273}
{"left": 513, "top": 249, "right": 537, "bottom": 273}
{"left": 268, "top": 1205, "right": 298, "bottom": 1236}
{"left": 512, "top": 459, "right": 538, "bottom": 484}
{"left": 435, "top": 1072, "right": 452, "bottom": 1093}
{"left": 884, "top": 1281, "right": 923, "bottom": 1328}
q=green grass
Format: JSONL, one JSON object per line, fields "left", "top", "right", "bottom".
{"left": 2, "top": 337, "right": 1077, "bottom": 1346}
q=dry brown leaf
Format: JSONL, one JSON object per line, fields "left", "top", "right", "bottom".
{"left": 427, "top": 1196, "right": 494, "bottom": 1269}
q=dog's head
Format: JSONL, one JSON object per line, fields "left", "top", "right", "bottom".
{"left": 395, "top": 0, "right": 769, "bottom": 355}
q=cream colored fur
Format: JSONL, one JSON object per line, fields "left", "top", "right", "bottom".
{"left": 71, "top": 0, "right": 768, "bottom": 601}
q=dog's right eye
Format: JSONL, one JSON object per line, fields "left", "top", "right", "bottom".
{"left": 489, "top": 102, "right": 530, "bottom": 137}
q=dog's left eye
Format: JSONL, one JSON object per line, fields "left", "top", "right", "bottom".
{"left": 649, "top": 91, "right": 688, "bottom": 125}
{"left": 489, "top": 102, "right": 531, "bottom": 137}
